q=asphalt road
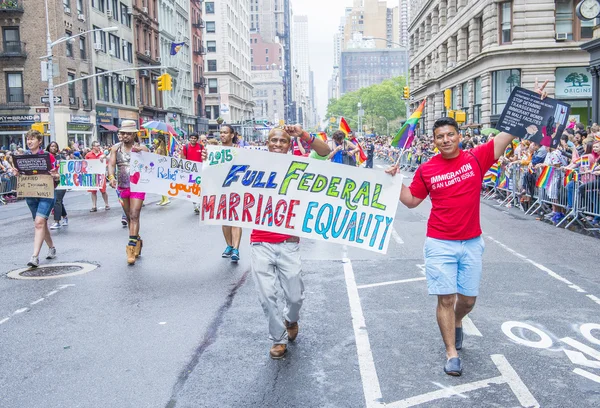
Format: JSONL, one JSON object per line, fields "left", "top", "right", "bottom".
{"left": 1, "top": 160, "right": 599, "bottom": 408}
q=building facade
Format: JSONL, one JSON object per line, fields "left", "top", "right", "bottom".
{"left": 340, "top": 47, "right": 408, "bottom": 94}
{"left": 203, "top": 0, "right": 253, "bottom": 133}
{"left": 343, "top": 0, "right": 397, "bottom": 50}
{"left": 398, "top": 0, "right": 410, "bottom": 47}
{"left": 190, "top": 0, "right": 208, "bottom": 133}
{"left": 90, "top": 0, "right": 138, "bottom": 145}
{"left": 409, "top": 0, "right": 596, "bottom": 133}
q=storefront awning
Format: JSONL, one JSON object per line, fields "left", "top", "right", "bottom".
{"left": 100, "top": 124, "right": 118, "bottom": 132}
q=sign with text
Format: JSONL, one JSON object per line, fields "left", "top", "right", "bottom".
{"left": 497, "top": 87, "right": 571, "bottom": 149}
{"left": 129, "top": 151, "right": 202, "bottom": 201}
{"left": 555, "top": 67, "right": 592, "bottom": 99}
{"left": 14, "top": 154, "right": 51, "bottom": 175}
{"left": 56, "top": 159, "right": 106, "bottom": 190}
{"left": 200, "top": 147, "right": 403, "bottom": 254}
{"left": 17, "top": 175, "right": 54, "bottom": 199}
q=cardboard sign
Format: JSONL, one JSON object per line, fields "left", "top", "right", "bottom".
{"left": 497, "top": 87, "right": 571, "bottom": 148}
{"left": 14, "top": 154, "right": 51, "bottom": 175}
{"left": 56, "top": 159, "right": 106, "bottom": 190}
{"left": 16, "top": 174, "right": 55, "bottom": 199}
{"left": 200, "top": 146, "right": 403, "bottom": 254}
{"left": 129, "top": 151, "right": 202, "bottom": 201}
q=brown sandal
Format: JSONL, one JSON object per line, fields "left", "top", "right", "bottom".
{"left": 90, "top": 207, "right": 97, "bottom": 212}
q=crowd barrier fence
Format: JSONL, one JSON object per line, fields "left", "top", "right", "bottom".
{"left": 0, "top": 175, "right": 17, "bottom": 205}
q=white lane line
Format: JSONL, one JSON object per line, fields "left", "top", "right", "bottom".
{"left": 342, "top": 256, "right": 384, "bottom": 408}
{"left": 462, "top": 315, "right": 483, "bottom": 337}
{"left": 486, "top": 235, "right": 599, "bottom": 307}
{"left": 30, "top": 298, "right": 45, "bottom": 306}
{"left": 45, "top": 290, "right": 58, "bottom": 297}
{"left": 431, "top": 382, "right": 468, "bottom": 399}
{"left": 573, "top": 368, "right": 600, "bottom": 384}
{"left": 392, "top": 228, "right": 404, "bottom": 245}
{"left": 491, "top": 354, "right": 540, "bottom": 407}
{"left": 357, "top": 277, "right": 426, "bottom": 290}
{"left": 0, "top": 317, "right": 10, "bottom": 325}
{"left": 376, "top": 164, "right": 385, "bottom": 169}
{"left": 13, "top": 308, "right": 29, "bottom": 315}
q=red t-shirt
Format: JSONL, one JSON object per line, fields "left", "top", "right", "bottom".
{"left": 409, "top": 141, "right": 496, "bottom": 240}
{"left": 250, "top": 230, "right": 296, "bottom": 244}
{"left": 85, "top": 151, "right": 103, "bottom": 160}
{"left": 183, "top": 143, "right": 204, "bottom": 162}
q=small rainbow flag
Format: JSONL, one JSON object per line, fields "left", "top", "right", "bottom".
{"left": 563, "top": 169, "right": 578, "bottom": 187}
{"left": 392, "top": 100, "right": 426, "bottom": 149}
{"left": 504, "top": 138, "right": 519, "bottom": 156}
{"left": 484, "top": 161, "right": 500, "bottom": 184}
{"left": 577, "top": 156, "right": 590, "bottom": 168}
{"left": 339, "top": 117, "right": 352, "bottom": 136}
{"left": 497, "top": 173, "right": 508, "bottom": 189}
{"left": 167, "top": 134, "right": 177, "bottom": 156}
{"left": 317, "top": 132, "right": 328, "bottom": 142}
{"left": 536, "top": 166, "right": 555, "bottom": 188}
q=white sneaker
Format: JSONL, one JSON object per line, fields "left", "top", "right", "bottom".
{"left": 49, "top": 222, "right": 61, "bottom": 230}
{"left": 27, "top": 256, "right": 39, "bottom": 268}
{"left": 60, "top": 217, "right": 69, "bottom": 226}
{"left": 46, "top": 247, "right": 57, "bottom": 260}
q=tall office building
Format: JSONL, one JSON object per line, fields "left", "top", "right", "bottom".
{"left": 250, "top": 0, "right": 284, "bottom": 43}
{"left": 191, "top": 0, "right": 208, "bottom": 133}
{"left": 343, "top": 0, "right": 397, "bottom": 50}
{"left": 203, "top": 0, "right": 253, "bottom": 133}
{"left": 399, "top": 0, "right": 410, "bottom": 47}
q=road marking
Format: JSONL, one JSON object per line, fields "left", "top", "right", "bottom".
{"left": 431, "top": 382, "right": 468, "bottom": 399}
{"left": 563, "top": 349, "right": 600, "bottom": 369}
{"left": 561, "top": 337, "right": 600, "bottom": 361}
{"left": 45, "top": 290, "right": 58, "bottom": 297}
{"left": 573, "top": 368, "right": 600, "bottom": 384}
{"left": 342, "top": 256, "right": 384, "bottom": 407}
{"left": 0, "top": 317, "right": 10, "bottom": 325}
{"left": 30, "top": 298, "right": 44, "bottom": 305}
{"left": 159, "top": 322, "right": 167, "bottom": 325}
{"left": 416, "top": 264, "right": 425, "bottom": 275}
{"left": 376, "top": 164, "right": 385, "bottom": 169}
{"left": 502, "top": 321, "right": 553, "bottom": 349}
{"left": 391, "top": 228, "right": 404, "bottom": 245}
{"left": 14, "top": 308, "right": 29, "bottom": 315}
{"left": 486, "top": 235, "right": 599, "bottom": 307}
{"left": 357, "top": 277, "right": 426, "bottom": 289}
{"left": 462, "top": 315, "right": 483, "bottom": 337}
{"left": 580, "top": 323, "right": 600, "bottom": 346}
{"left": 491, "top": 354, "right": 540, "bottom": 407}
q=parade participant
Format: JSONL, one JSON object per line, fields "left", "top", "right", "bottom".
{"left": 219, "top": 124, "right": 242, "bottom": 262}
{"left": 365, "top": 139, "right": 375, "bottom": 168}
{"left": 107, "top": 120, "right": 149, "bottom": 265}
{"left": 154, "top": 134, "right": 171, "bottom": 206}
{"left": 85, "top": 141, "right": 110, "bottom": 212}
{"left": 386, "top": 80, "right": 549, "bottom": 377}
{"left": 328, "top": 131, "right": 359, "bottom": 165}
{"left": 251, "top": 124, "right": 330, "bottom": 359}
{"left": 48, "top": 142, "right": 69, "bottom": 230}
{"left": 181, "top": 132, "right": 204, "bottom": 214}
{"left": 13, "top": 130, "right": 59, "bottom": 267}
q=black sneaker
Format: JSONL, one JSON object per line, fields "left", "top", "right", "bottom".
{"left": 455, "top": 327, "right": 463, "bottom": 350}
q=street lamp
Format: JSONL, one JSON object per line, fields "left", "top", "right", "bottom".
{"left": 44, "top": 0, "right": 118, "bottom": 142}
{"left": 379, "top": 116, "right": 389, "bottom": 136}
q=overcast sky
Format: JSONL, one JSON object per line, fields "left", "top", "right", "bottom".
{"left": 292, "top": 0, "right": 398, "bottom": 121}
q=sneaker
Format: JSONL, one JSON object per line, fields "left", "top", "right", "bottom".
{"left": 27, "top": 256, "right": 39, "bottom": 268}
{"left": 60, "top": 217, "right": 69, "bottom": 227}
{"left": 49, "top": 222, "right": 61, "bottom": 230}
{"left": 230, "top": 248, "right": 240, "bottom": 263}
{"left": 285, "top": 320, "right": 299, "bottom": 342}
{"left": 46, "top": 247, "right": 57, "bottom": 260}
{"left": 270, "top": 344, "right": 287, "bottom": 360}
{"left": 222, "top": 245, "right": 233, "bottom": 258}
{"left": 121, "top": 216, "right": 128, "bottom": 227}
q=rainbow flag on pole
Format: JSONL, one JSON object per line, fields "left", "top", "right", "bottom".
{"left": 391, "top": 100, "right": 426, "bottom": 149}
{"left": 339, "top": 117, "right": 352, "bottom": 136}
{"left": 576, "top": 156, "right": 590, "bottom": 168}
{"left": 167, "top": 134, "right": 177, "bottom": 156}
{"left": 536, "top": 166, "right": 555, "bottom": 188}
{"left": 483, "top": 161, "right": 500, "bottom": 184}
{"left": 563, "top": 169, "right": 578, "bottom": 187}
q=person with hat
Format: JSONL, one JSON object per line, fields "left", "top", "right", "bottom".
{"left": 107, "top": 120, "right": 149, "bottom": 265}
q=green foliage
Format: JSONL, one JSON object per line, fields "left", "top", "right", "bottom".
{"left": 326, "top": 76, "right": 408, "bottom": 136}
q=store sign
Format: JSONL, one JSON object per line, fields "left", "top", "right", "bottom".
{"left": 96, "top": 106, "right": 113, "bottom": 124}
{"left": 555, "top": 67, "right": 592, "bottom": 99}
{"left": 67, "top": 123, "right": 93, "bottom": 132}
{"left": 0, "top": 115, "right": 39, "bottom": 123}
{"left": 70, "top": 114, "right": 90, "bottom": 123}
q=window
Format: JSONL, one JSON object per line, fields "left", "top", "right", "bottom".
{"left": 82, "top": 78, "right": 89, "bottom": 105}
{"left": 96, "top": 68, "right": 109, "bottom": 101}
{"left": 65, "top": 31, "right": 73, "bottom": 57}
{"left": 77, "top": 0, "right": 83, "bottom": 13}
{"left": 499, "top": 2, "right": 512, "bottom": 44}
{"left": 79, "top": 37, "right": 86, "bottom": 59}
{"left": 581, "top": 19, "right": 595, "bottom": 39}
{"left": 6, "top": 72, "right": 23, "bottom": 103}
{"left": 93, "top": 26, "right": 106, "bottom": 52}
{"left": 205, "top": 2, "right": 214, "bottom": 13}
{"left": 112, "top": 74, "right": 122, "bottom": 104}
{"left": 68, "top": 73, "right": 76, "bottom": 99}
{"left": 108, "top": 34, "right": 120, "bottom": 58}
{"left": 120, "top": 3, "right": 131, "bottom": 27}
{"left": 110, "top": 0, "right": 118, "bottom": 21}
{"left": 206, "top": 22, "right": 215, "bottom": 33}
{"left": 462, "top": 82, "right": 469, "bottom": 123}
{"left": 92, "top": 0, "right": 105, "bottom": 12}
{"left": 207, "top": 40, "right": 216, "bottom": 52}
{"left": 2, "top": 27, "right": 21, "bottom": 53}
{"left": 492, "top": 69, "right": 520, "bottom": 115}
{"left": 205, "top": 105, "right": 212, "bottom": 119}
{"left": 556, "top": 0, "right": 574, "bottom": 40}
{"left": 63, "top": 0, "right": 71, "bottom": 10}
{"left": 208, "top": 78, "right": 218, "bottom": 93}
{"left": 123, "top": 42, "right": 133, "bottom": 63}
{"left": 207, "top": 60, "right": 217, "bottom": 71}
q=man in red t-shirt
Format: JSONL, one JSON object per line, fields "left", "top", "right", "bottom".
{"left": 181, "top": 133, "right": 204, "bottom": 213}
{"left": 386, "top": 80, "right": 548, "bottom": 376}
{"left": 251, "top": 124, "right": 330, "bottom": 360}
{"left": 85, "top": 141, "right": 109, "bottom": 211}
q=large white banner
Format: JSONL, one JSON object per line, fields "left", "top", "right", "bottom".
{"left": 56, "top": 159, "right": 106, "bottom": 190}
{"left": 201, "top": 146, "right": 403, "bottom": 254}
{"left": 129, "top": 151, "right": 202, "bottom": 201}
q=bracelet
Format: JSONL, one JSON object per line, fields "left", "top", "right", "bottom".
{"left": 108, "top": 175, "right": 115, "bottom": 181}
{"left": 309, "top": 134, "right": 316, "bottom": 144}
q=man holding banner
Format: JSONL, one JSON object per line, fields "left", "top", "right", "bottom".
{"left": 85, "top": 141, "right": 110, "bottom": 212}
{"left": 387, "top": 80, "right": 549, "bottom": 377}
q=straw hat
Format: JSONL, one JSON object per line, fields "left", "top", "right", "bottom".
{"left": 119, "top": 120, "right": 138, "bottom": 133}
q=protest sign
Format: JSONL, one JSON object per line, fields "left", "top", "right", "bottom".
{"left": 129, "top": 151, "right": 202, "bottom": 201}
{"left": 16, "top": 174, "right": 54, "bottom": 198}
{"left": 56, "top": 159, "right": 106, "bottom": 190}
{"left": 200, "top": 146, "right": 403, "bottom": 254}
{"left": 497, "top": 87, "right": 570, "bottom": 148}
{"left": 14, "top": 154, "right": 51, "bottom": 175}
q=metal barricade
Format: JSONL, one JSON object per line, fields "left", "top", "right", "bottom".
{"left": 571, "top": 174, "right": 600, "bottom": 231}
{"left": 0, "top": 175, "right": 17, "bottom": 205}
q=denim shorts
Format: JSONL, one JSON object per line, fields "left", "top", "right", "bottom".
{"left": 26, "top": 197, "right": 56, "bottom": 220}
{"left": 423, "top": 236, "right": 485, "bottom": 297}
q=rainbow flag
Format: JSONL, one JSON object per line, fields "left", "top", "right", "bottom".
{"left": 563, "top": 169, "right": 578, "bottom": 187}
{"left": 348, "top": 135, "right": 368, "bottom": 165}
{"left": 167, "top": 134, "right": 177, "bottom": 156}
{"left": 317, "top": 132, "right": 328, "bottom": 142}
{"left": 483, "top": 161, "right": 500, "bottom": 184}
{"left": 504, "top": 138, "right": 519, "bottom": 157}
{"left": 577, "top": 156, "right": 590, "bottom": 168}
{"left": 339, "top": 117, "right": 352, "bottom": 136}
{"left": 536, "top": 166, "right": 555, "bottom": 188}
{"left": 391, "top": 100, "right": 426, "bottom": 149}
{"left": 497, "top": 172, "right": 508, "bottom": 189}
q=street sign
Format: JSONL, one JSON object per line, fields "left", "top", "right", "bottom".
{"left": 41, "top": 96, "right": 62, "bottom": 104}
{"left": 44, "top": 89, "right": 49, "bottom": 96}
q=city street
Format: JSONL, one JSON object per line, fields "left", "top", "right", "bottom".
{"left": 1, "top": 161, "right": 600, "bottom": 408}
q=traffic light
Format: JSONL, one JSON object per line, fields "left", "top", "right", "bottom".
{"left": 31, "top": 123, "right": 46, "bottom": 134}
{"left": 444, "top": 89, "right": 452, "bottom": 109}
{"left": 157, "top": 73, "right": 173, "bottom": 91}
{"left": 403, "top": 86, "right": 410, "bottom": 99}
{"left": 455, "top": 111, "right": 466, "bottom": 123}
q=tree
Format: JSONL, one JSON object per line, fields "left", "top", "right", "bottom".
{"left": 565, "top": 73, "right": 581, "bottom": 87}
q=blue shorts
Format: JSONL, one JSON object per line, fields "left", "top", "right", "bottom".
{"left": 26, "top": 197, "right": 56, "bottom": 220}
{"left": 423, "top": 236, "right": 485, "bottom": 297}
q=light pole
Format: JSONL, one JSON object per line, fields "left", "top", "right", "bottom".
{"left": 241, "top": 101, "right": 255, "bottom": 140}
{"left": 379, "top": 116, "right": 389, "bottom": 136}
{"left": 44, "top": 0, "right": 118, "bottom": 142}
